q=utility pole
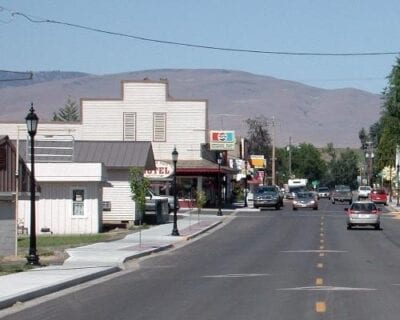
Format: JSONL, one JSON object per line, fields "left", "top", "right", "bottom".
{"left": 288, "top": 136, "right": 292, "bottom": 178}
{"left": 271, "top": 117, "right": 276, "bottom": 185}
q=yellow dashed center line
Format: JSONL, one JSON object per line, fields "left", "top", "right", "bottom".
{"left": 316, "top": 218, "right": 327, "bottom": 313}
{"left": 316, "top": 301, "right": 326, "bottom": 313}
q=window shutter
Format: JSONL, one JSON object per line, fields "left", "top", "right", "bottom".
{"left": 124, "top": 112, "right": 136, "bottom": 141}
{"left": 153, "top": 113, "right": 166, "bottom": 142}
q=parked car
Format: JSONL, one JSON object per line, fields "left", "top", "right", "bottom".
{"left": 331, "top": 185, "right": 352, "bottom": 204}
{"left": 317, "top": 186, "right": 330, "bottom": 199}
{"left": 345, "top": 201, "right": 381, "bottom": 230}
{"left": 292, "top": 191, "right": 318, "bottom": 210}
{"left": 358, "top": 186, "right": 372, "bottom": 200}
{"left": 369, "top": 189, "right": 388, "bottom": 205}
{"left": 253, "top": 185, "right": 282, "bottom": 210}
{"left": 145, "top": 189, "right": 178, "bottom": 213}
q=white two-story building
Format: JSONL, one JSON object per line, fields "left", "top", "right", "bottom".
{"left": 0, "top": 79, "right": 234, "bottom": 234}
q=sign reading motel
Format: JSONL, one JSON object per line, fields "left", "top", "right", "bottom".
{"left": 209, "top": 130, "right": 236, "bottom": 151}
{"left": 144, "top": 161, "right": 174, "bottom": 179}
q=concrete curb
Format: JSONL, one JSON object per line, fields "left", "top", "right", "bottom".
{"left": 0, "top": 266, "right": 120, "bottom": 310}
{"left": 0, "top": 216, "right": 226, "bottom": 310}
{"left": 183, "top": 220, "right": 224, "bottom": 241}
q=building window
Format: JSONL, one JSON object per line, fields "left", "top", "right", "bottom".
{"left": 153, "top": 112, "right": 166, "bottom": 142}
{"left": 124, "top": 112, "right": 136, "bottom": 141}
{"left": 72, "top": 189, "right": 85, "bottom": 216}
{"left": 102, "top": 201, "right": 111, "bottom": 211}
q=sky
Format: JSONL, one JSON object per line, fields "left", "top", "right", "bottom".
{"left": 1, "top": 0, "right": 399, "bottom": 94}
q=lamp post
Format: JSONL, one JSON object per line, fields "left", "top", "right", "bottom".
{"left": 365, "top": 142, "right": 374, "bottom": 187}
{"left": 217, "top": 154, "right": 223, "bottom": 216}
{"left": 397, "top": 164, "right": 399, "bottom": 207}
{"left": 244, "top": 160, "right": 248, "bottom": 207}
{"left": 25, "top": 104, "right": 40, "bottom": 265}
{"left": 171, "top": 147, "right": 180, "bottom": 236}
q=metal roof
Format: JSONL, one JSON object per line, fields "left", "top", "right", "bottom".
{"left": 14, "top": 139, "right": 156, "bottom": 170}
{"left": 74, "top": 141, "right": 155, "bottom": 169}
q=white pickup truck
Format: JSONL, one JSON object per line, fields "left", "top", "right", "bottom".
{"left": 145, "top": 189, "right": 178, "bottom": 213}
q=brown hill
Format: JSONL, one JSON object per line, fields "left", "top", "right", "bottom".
{"left": 0, "top": 69, "right": 381, "bottom": 147}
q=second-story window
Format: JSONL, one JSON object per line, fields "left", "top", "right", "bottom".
{"left": 153, "top": 112, "right": 166, "bottom": 142}
{"left": 123, "top": 112, "right": 136, "bottom": 141}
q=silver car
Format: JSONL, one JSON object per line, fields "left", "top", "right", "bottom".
{"left": 345, "top": 201, "right": 381, "bottom": 230}
{"left": 292, "top": 191, "right": 318, "bottom": 210}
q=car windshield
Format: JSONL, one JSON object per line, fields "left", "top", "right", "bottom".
{"left": 351, "top": 202, "right": 376, "bottom": 211}
{"left": 318, "top": 187, "right": 329, "bottom": 192}
{"left": 359, "top": 186, "right": 371, "bottom": 191}
{"left": 256, "top": 187, "right": 277, "bottom": 194}
{"left": 336, "top": 186, "right": 350, "bottom": 192}
{"left": 296, "top": 192, "right": 313, "bottom": 199}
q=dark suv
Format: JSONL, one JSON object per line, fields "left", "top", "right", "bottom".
{"left": 253, "top": 185, "right": 283, "bottom": 210}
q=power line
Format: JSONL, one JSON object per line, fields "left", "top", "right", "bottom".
{"left": 3, "top": 7, "right": 400, "bottom": 57}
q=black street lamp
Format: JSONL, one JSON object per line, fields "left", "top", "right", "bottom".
{"left": 217, "top": 154, "right": 223, "bottom": 216}
{"left": 244, "top": 160, "right": 248, "bottom": 207}
{"left": 25, "top": 103, "right": 40, "bottom": 265}
{"left": 171, "top": 147, "right": 180, "bottom": 236}
{"left": 397, "top": 164, "right": 400, "bottom": 207}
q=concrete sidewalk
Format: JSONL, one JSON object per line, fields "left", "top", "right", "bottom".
{"left": 0, "top": 212, "right": 225, "bottom": 310}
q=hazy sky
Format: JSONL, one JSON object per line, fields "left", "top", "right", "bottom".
{"left": 1, "top": 0, "right": 399, "bottom": 94}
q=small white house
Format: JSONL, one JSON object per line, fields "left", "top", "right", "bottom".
{"left": 16, "top": 140, "right": 156, "bottom": 233}
{"left": 18, "top": 162, "right": 107, "bottom": 234}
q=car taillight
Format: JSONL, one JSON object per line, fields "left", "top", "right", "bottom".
{"left": 371, "top": 210, "right": 378, "bottom": 214}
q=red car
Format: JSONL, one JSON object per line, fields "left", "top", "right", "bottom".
{"left": 369, "top": 189, "right": 388, "bottom": 205}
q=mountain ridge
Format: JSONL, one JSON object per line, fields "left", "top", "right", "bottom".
{"left": 0, "top": 69, "right": 381, "bottom": 148}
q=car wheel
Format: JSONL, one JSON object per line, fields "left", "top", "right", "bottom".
{"left": 375, "top": 223, "right": 380, "bottom": 230}
{"left": 332, "top": 200, "right": 335, "bottom": 204}
{"left": 347, "top": 224, "right": 352, "bottom": 230}
{"left": 349, "top": 200, "right": 352, "bottom": 205}
{"left": 313, "top": 207, "right": 318, "bottom": 210}
{"left": 293, "top": 207, "right": 297, "bottom": 211}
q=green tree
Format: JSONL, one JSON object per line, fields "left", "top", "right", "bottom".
{"left": 372, "top": 56, "right": 400, "bottom": 172}
{"left": 245, "top": 115, "right": 272, "bottom": 157}
{"left": 358, "top": 128, "right": 369, "bottom": 151}
{"left": 329, "top": 149, "right": 360, "bottom": 189}
{"left": 323, "top": 142, "right": 336, "bottom": 162}
{"left": 245, "top": 116, "right": 272, "bottom": 181}
{"left": 52, "top": 98, "right": 80, "bottom": 122}
{"left": 129, "top": 167, "right": 150, "bottom": 222}
{"left": 291, "top": 143, "right": 326, "bottom": 183}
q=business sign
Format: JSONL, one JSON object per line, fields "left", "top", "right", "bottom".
{"left": 144, "top": 161, "right": 174, "bottom": 179}
{"left": 209, "top": 130, "right": 235, "bottom": 151}
{"left": 249, "top": 155, "right": 266, "bottom": 169}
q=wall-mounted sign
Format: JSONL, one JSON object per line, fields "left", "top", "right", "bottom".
{"left": 209, "top": 130, "right": 235, "bottom": 151}
{"left": 249, "top": 155, "right": 266, "bottom": 169}
{"left": 144, "top": 161, "right": 174, "bottom": 179}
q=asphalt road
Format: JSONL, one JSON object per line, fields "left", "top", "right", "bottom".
{"left": 3, "top": 199, "right": 400, "bottom": 320}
